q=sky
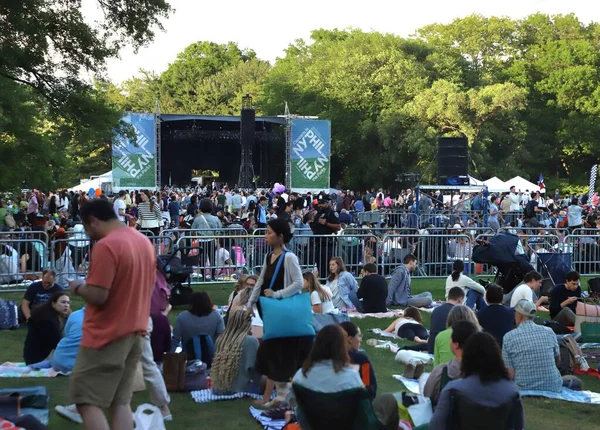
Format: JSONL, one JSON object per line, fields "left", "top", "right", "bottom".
{"left": 82, "top": 0, "right": 600, "bottom": 83}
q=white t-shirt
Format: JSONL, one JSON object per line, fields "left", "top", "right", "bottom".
{"left": 310, "top": 287, "right": 335, "bottom": 314}
{"left": 215, "top": 248, "right": 230, "bottom": 268}
{"left": 510, "top": 283, "right": 533, "bottom": 307}
{"left": 113, "top": 198, "right": 126, "bottom": 222}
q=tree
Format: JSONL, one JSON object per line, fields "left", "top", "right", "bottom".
{"left": 0, "top": 0, "right": 172, "bottom": 190}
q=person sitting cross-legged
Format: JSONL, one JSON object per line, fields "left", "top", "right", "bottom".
{"left": 429, "top": 332, "right": 524, "bottom": 430}
{"left": 445, "top": 260, "right": 487, "bottom": 310}
{"left": 476, "top": 284, "right": 515, "bottom": 347}
{"left": 502, "top": 299, "right": 582, "bottom": 392}
{"left": 423, "top": 320, "right": 479, "bottom": 409}
{"left": 549, "top": 270, "right": 582, "bottom": 327}
{"left": 355, "top": 263, "right": 388, "bottom": 313}
{"left": 386, "top": 254, "right": 433, "bottom": 308}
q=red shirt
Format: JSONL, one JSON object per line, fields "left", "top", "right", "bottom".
{"left": 81, "top": 227, "right": 156, "bottom": 349}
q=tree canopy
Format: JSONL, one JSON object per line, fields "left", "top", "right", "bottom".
{"left": 2, "top": 9, "right": 600, "bottom": 190}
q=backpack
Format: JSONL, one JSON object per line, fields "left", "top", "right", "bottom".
{"left": 0, "top": 298, "right": 19, "bottom": 330}
{"left": 557, "top": 335, "right": 583, "bottom": 375}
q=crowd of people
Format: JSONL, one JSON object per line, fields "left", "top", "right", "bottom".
{"left": 2, "top": 183, "right": 600, "bottom": 429}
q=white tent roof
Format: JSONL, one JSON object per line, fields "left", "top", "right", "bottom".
{"left": 483, "top": 177, "right": 510, "bottom": 193}
{"left": 505, "top": 176, "right": 541, "bottom": 193}
{"left": 69, "top": 171, "right": 113, "bottom": 192}
{"left": 468, "top": 175, "right": 484, "bottom": 186}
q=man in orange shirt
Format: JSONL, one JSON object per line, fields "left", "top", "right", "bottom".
{"left": 69, "top": 199, "right": 156, "bottom": 430}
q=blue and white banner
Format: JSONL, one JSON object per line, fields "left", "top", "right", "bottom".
{"left": 290, "top": 119, "right": 331, "bottom": 193}
{"left": 112, "top": 112, "right": 156, "bottom": 189}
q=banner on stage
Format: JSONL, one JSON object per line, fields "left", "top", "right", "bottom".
{"left": 112, "top": 112, "right": 156, "bottom": 189}
{"left": 290, "top": 119, "right": 331, "bottom": 193}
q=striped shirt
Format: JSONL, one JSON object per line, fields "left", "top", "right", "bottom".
{"left": 137, "top": 201, "right": 162, "bottom": 227}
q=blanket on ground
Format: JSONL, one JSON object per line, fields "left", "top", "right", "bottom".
{"left": 369, "top": 328, "right": 400, "bottom": 339}
{"left": 190, "top": 389, "right": 263, "bottom": 404}
{"left": 520, "top": 387, "right": 600, "bottom": 404}
{"left": 0, "top": 362, "right": 69, "bottom": 378}
{"left": 348, "top": 310, "right": 402, "bottom": 319}
{"left": 393, "top": 374, "right": 600, "bottom": 405}
{"left": 249, "top": 406, "right": 286, "bottom": 430}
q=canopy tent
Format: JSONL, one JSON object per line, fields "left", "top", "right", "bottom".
{"left": 468, "top": 175, "right": 484, "bottom": 186}
{"left": 69, "top": 171, "right": 112, "bottom": 192}
{"left": 483, "top": 177, "right": 510, "bottom": 193}
{"left": 505, "top": 176, "right": 542, "bottom": 193}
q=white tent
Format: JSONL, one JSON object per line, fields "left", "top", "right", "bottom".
{"left": 483, "top": 177, "right": 510, "bottom": 193}
{"left": 468, "top": 175, "right": 484, "bottom": 186}
{"left": 69, "top": 171, "right": 113, "bottom": 192}
{"left": 505, "top": 175, "right": 542, "bottom": 193}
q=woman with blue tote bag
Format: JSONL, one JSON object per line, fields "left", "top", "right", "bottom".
{"left": 247, "top": 218, "right": 315, "bottom": 408}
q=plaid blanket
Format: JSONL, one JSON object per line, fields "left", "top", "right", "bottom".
{"left": 249, "top": 406, "right": 286, "bottom": 430}
{"left": 190, "top": 389, "right": 263, "bottom": 404}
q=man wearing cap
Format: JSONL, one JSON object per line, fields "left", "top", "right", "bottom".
{"left": 502, "top": 299, "right": 579, "bottom": 392}
{"left": 309, "top": 193, "right": 341, "bottom": 277}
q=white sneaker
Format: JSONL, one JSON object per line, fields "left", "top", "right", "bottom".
{"left": 55, "top": 404, "right": 83, "bottom": 424}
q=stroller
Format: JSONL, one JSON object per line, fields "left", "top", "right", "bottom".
{"left": 472, "top": 232, "right": 535, "bottom": 294}
{"left": 158, "top": 246, "right": 195, "bottom": 306}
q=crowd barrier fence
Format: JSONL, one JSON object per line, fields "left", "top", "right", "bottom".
{"left": 2, "top": 230, "right": 599, "bottom": 292}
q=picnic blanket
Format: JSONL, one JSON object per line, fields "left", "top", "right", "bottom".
{"left": 393, "top": 374, "right": 600, "bottom": 405}
{"left": 393, "top": 374, "right": 430, "bottom": 395}
{"left": 369, "top": 328, "right": 400, "bottom": 339}
{"left": 249, "top": 406, "right": 286, "bottom": 430}
{"left": 348, "top": 310, "right": 402, "bottom": 319}
{"left": 520, "top": 387, "right": 600, "bottom": 404}
{"left": 0, "top": 362, "right": 69, "bottom": 378}
{"left": 190, "top": 389, "right": 263, "bottom": 404}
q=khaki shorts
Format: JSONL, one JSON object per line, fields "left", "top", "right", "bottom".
{"left": 69, "top": 335, "right": 143, "bottom": 409}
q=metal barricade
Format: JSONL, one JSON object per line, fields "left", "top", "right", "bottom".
{"left": 379, "top": 233, "right": 473, "bottom": 278}
{"left": 0, "top": 239, "right": 49, "bottom": 292}
{"left": 174, "top": 234, "right": 253, "bottom": 282}
{"left": 565, "top": 234, "right": 600, "bottom": 276}
{"left": 0, "top": 230, "right": 49, "bottom": 245}
{"left": 49, "top": 238, "right": 92, "bottom": 281}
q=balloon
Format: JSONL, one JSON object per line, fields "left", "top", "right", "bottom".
{"left": 88, "top": 187, "right": 95, "bottom": 195}
{"left": 273, "top": 182, "right": 286, "bottom": 194}
{"left": 95, "top": 188, "right": 102, "bottom": 196}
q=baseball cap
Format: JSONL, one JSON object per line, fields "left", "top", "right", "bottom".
{"left": 318, "top": 193, "right": 331, "bottom": 203}
{"left": 514, "top": 299, "right": 537, "bottom": 317}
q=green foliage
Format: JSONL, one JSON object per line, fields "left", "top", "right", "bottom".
{"left": 0, "top": 0, "right": 172, "bottom": 190}
{"left": 3, "top": 7, "right": 600, "bottom": 191}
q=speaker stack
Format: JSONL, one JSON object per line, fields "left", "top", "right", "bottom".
{"left": 437, "top": 137, "right": 469, "bottom": 186}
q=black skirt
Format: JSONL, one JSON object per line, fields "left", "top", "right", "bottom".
{"left": 256, "top": 335, "right": 314, "bottom": 382}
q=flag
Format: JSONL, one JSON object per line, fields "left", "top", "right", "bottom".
{"left": 538, "top": 173, "right": 545, "bottom": 190}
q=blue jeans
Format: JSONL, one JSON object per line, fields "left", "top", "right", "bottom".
{"left": 348, "top": 291, "right": 364, "bottom": 313}
{"left": 466, "top": 289, "right": 487, "bottom": 311}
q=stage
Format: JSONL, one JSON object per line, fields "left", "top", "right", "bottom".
{"left": 159, "top": 114, "right": 285, "bottom": 187}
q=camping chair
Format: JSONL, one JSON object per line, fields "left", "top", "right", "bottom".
{"left": 446, "top": 389, "right": 522, "bottom": 430}
{"left": 292, "top": 384, "right": 381, "bottom": 430}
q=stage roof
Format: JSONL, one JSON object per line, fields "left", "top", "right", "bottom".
{"left": 159, "top": 114, "right": 286, "bottom": 124}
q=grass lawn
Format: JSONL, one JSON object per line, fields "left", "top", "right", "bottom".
{"left": 1, "top": 279, "right": 599, "bottom": 429}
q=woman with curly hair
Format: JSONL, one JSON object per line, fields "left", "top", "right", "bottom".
{"left": 211, "top": 310, "right": 262, "bottom": 395}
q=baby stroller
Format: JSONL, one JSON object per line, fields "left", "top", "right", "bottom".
{"left": 472, "top": 232, "right": 535, "bottom": 294}
{"left": 158, "top": 246, "right": 195, "bottom": 306}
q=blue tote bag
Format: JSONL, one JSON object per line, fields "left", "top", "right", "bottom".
{"left": 259, "top": 251, "right": 315, "bottom": 341}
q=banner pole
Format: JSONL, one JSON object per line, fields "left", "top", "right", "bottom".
{"left": 284, "top": 102, "right": 292, "bottom": 192}
{"left": 155, "top": 98, "right": 161, "bottom": 190}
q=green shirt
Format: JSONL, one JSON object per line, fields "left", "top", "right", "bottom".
{"left": 0, "top": 207, "right": 6, "bottom": 226}
{"left": 216, "top": 194, "right": 226, "bottom": 207}
{"left": 434, "top": 328, "right": 454, "bottom": 367}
